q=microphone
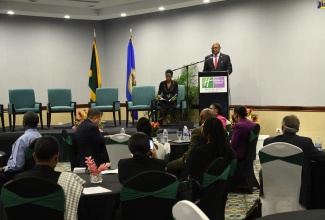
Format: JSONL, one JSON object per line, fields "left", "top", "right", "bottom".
{"left": 205, "top": 54, "right": 213, "bottom": 61}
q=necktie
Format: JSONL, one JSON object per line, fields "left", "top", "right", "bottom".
{"left": 214, "top": 56, "right": 218, "bottom": 69}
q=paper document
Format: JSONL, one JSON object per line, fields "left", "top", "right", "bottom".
{"left": 83, "top": 186, "right": 112, "bottom": 195}
{"left": 101, "top": 169, "right": 118, "bottom": 174}
{"left": 73, "top": 167, "right": 86, "bottom": 174}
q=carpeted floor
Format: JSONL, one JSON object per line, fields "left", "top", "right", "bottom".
{"left": 55, "top": 160, "right": 261, "bottom": 220}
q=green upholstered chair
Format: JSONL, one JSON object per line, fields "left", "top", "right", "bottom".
{"left": 121, "top": 171, "right": 178, "bottom": 220}
{"left": 89, "top": 88, "right": 120, "bottom": 127}
{"left": 259, "top": 142, "right": 305, "bottom": 216}
{"left": 126, "top": 86, "right": 156, "bottom": 127}
{"left": 0, "top": 104, "right": 4, "bottom": 132}
{"left": 47, "top": 89, "right": 76, "bottom": 128}
{"left": 197, "top": 157, "right": 233, "bottom": 220}
{"left": 230, "top": 123, "right": 260, "bottom": 194}
{"left": 8, "top": 89, "right": 43, "bottom": 131}
{"left": 1, "top": 177, "right": 65, "bottom": 220}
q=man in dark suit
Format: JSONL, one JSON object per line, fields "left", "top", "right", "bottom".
{"left": 203, "top": 42, "right": 232, "bottom": 74}
{"left": 73, "top": 109, "right": 109, "bottom": 167}
{"left": 262, "top": 115, "right": 325, "bottom": 209}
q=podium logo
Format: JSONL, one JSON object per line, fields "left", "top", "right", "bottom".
{"left": 317, "top": 1, "right": 325, "bottom": 8}
{"left": 202, "top": 77, "right": 214, "bottom": 88}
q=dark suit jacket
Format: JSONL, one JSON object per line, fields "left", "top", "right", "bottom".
{"left": 263, "top": 133, "right": 325, "bottom": 208}
{"left": 14, "top": 165, "right": 61, "bottom": 183}
{"left": 203, "top": 53, "right": 232, "bottom": 74}
{"left": 118, "top": 157, "right": 166, "bottom": 185}
{"left": 72, "top": 119, "right": 109, "bottom": 167}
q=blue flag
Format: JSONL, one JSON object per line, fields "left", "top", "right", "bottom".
{"left": 126, "top": 37, "right": 138, "bottom": 119}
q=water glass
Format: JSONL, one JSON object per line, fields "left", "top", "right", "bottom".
{"left": 177, "top": 131, "right": 182, "bottom": 141}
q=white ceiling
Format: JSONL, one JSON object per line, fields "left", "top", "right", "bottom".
{"left": 0, "top": 0, "right": 224, "bottom": 20}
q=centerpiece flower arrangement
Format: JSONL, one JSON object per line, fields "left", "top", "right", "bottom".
{"left": 85, "top": 156, "right": 110, "bottom": 183}
{"left": 72, "top": 108, "right": 104, "bottom": 132}
{"left": 151, "top": 121, "right": 160, "bottom": 137}
{"left": 246, "top": 108, "right": 259, "bottom": 123}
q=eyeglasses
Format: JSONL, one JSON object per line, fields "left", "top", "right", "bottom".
{"left": 211, "top": 47, "right": 219, "bottom": 49}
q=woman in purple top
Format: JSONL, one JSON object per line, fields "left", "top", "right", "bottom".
{"left": 230, "top": 106, "right": 255, "bottom": 160}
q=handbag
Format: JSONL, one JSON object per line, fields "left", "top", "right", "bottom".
{"left": 177, "top": 177, "right": 202, "bottom": 202}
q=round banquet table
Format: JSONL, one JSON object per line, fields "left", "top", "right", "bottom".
{"left": 256, "top": 209, "right": 325, "bottom": 220}
{"left": 78, "top": 173, "right": 121, "bottom": 220}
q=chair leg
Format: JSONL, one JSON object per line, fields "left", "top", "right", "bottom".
{"left": 126, "top": 110, "right": 129, "bottom": 127}
{"left": 118, "top": 110, "right": 121, "bottom": 125}
{"left": 47, "top": 112, "right": 50, "bottom": 128}
{"left": 113, "top": 111, "right": 117, "bottom": 127}
{"left": 132, "top": 111, "right": 135, "bottom": 125}
{"left": 12, "top": 114, "right": 16, "bottom": 131}
{"left": 8, "top": 113, "right": 12, "bottom": 130}
{"left": 70, "top": 112, "right": 74, "bottom": 127}
{"left": 1, "top": 114, "right": 5, "bottom": 132}
{"left": 39, "top": 112, "right": 44, "bottom": 129}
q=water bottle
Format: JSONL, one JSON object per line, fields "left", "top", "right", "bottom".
{"left": 162, "top": 129, "right": 168, "bottom": 144}
{"left": 183, "top": 126, "right": 189, "bottom": 141}
{"left": 315, "top": 136, "right": 322, "bottom": 151}
{"left": 120, "top": 128, "right": 125, "bottom": 134}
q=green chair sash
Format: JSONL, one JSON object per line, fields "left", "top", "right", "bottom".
{"left": 105, "top": 138, "right": 128, "bottom": 145}
{"left": 202, "top": 165, "right": 230, "bottom": 188}
{"left": 62, "top": 135, "right": 72, "bottom": 145}
{"left": 249, "top": 129, "right": 259, "bottom": 142}
{"left": 120, "top": 181, "right": 178, "bottom": 202}
{"left": 1, "top": 188, "right": 65, "bottom": 211}
{"left": 259, "top": 151, "right": 304, "bottom": 166}
{"left": 229, "top": 158, "right": 237, "bottom": 177}
{"left": 25, "top": 148, "right": 34, "bottom": 160}
{"left": 164, "top": 153, "right": 170, "bottom": 165}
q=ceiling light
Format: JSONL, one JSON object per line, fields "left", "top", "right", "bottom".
{"left": 7, "top": 11, "right": 14, "bottom": 15}
{"left": 64, "top": 15, "right": 70, "bottom": 19}
{"left": 203, "top": 0, "right": 210, "bottom": 3}
{"left": 121, "top": 13, "right": 127, "bottom": 17}
{"left": 158, "top": 7, "right": 165, "bottom": 11}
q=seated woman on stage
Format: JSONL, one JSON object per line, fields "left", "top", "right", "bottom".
{"left": 118, "top": 132, "right": 166, "bottom": 185}
{"left": 209, "top": 103, "right": 227, "bottom": 127}
{"left": 157, "top": 69, "right": 178, "bottom": 125}
{"left": 183, "top": 117, "right": 232, "bottom": 184}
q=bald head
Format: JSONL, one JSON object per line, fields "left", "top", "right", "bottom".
{"left": 199, "top": 108, "right": 214, "bottom": 123}
{"left": 211, "top": 42, "right": 221, "bottom": 55}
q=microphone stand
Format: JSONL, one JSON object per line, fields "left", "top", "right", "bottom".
{"left": 173, "top": 58, "right": 208, "bottom": 107}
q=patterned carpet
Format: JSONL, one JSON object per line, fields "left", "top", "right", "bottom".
{"left": 56, "top": 160, "right": 261, "bottom": 220}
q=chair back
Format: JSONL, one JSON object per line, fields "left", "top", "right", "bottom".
{"left": 48, "top": 89, "right": 72, "bottom": 107}
{"left": 1, "top": 177, "right": 65, "bottom": 220}
{"left": 132, "top": 86, "right": 155, "bottom": 106}
{"left": 105, "top": 134, "right": 131, "bottom": 169}
{"left": 62, "top": 129, "right": 79, "bottom": 171}
{"left": 198, "top": 157, "right": 231, "bottom": 220}
{"left": 121, "top": 171, "right": 178, "bottom": 220}
{"left": 9, "top": 89, "right": 35, "bottom": 109}
{"left": 259, "top": 142, "right": 305, "bottom": 216}
{"left": 177, "top": 85, "right": 186, "bottom": 107}
{"left": 173, "top": 200, "right": 209, "bottom": 220}
{"left": 95, "top": 88, "right": 118, "bottom": 106}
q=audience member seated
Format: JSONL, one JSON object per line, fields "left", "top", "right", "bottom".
{"left": 0, "top": 111, "right": 42, "bottom": 187}
{"left": 73, "top": 109, "right": 109, "bottom": 167}
{"left": 157, "top": 69, "right": 178, "bottom": 125}
{"left": 14, "top": 136, "right": 85, "bottom": 220}
{"left": 136, "top": 117, "right": 168, "bottom": 161}
{"left": 166, "top": 108, "right": 214, "bottom": 176}
{"left": 183, "top": 117, "right": 232, "bottom": 184}
{"left": 230, "top": 105, "right": 255, "bottom": 161}
{"left": 261, "top": 115, "right": 325, "bottom": 209}
{"left": 209, "top": 103, "right": 227, "bottom": 127}
{"left": 118, "top": 132, "right": 166, "bottom": 185}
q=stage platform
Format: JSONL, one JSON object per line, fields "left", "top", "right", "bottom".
{"left": 0, "top": 120, "right": 198, "bottom": 163}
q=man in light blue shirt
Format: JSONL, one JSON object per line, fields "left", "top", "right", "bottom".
{"left": 0, "top": 111, "right": 41, "bottom": 186}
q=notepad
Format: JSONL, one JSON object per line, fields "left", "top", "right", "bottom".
{"left": 83, "top": 186, "right": 112, "bottom": 195}
{"left": 101, "top": 169, "right": 118, "bottom": 174}
{"left": 73, "top": 167, "right": 86, "bottom": 174}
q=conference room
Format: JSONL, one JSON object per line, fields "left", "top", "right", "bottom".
{"left": 1, "top": 0, "right": 325, "bottom": 219}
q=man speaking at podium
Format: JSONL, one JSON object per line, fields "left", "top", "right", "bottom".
{"left": 203, "top": 42, "right": 232, "bottom": 74}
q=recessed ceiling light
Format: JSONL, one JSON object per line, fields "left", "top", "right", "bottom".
{"left": 203, "top": 0, "right": 210, "bottom": 3}
{"left": 121, "top": 13, "right": 127, "bottom": 17}
{"left": 7, "top": 11, "right": 14, "bottom": 15}
{"left": 158, "top": 7, "right": 165, "bottom": 11}
{"left": 64, "top": 15, "right": 70, "bottom": 19}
